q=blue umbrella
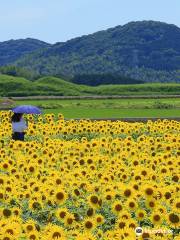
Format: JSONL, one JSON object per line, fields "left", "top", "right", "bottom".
{"left": 12, "top": 105, "right": 42, "bottom": 114}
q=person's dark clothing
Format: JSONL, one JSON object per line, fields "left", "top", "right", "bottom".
{"left": 12, "top": 132, "right": 25, "bottom": 141}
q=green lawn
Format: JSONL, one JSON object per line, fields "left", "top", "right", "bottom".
{"left": 44, "top": 108, "right": 180, "bottom": 118}
{"left": 8, "top": 98, "right": 180, "bottom": 118}
{"left": 14, "top": 98, "right": 180, "bottom": 109}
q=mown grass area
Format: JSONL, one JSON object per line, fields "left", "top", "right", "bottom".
{"left": 44, "top": 108, "right": 180, "bottom": 118}
{"left": 15, "top": 98, "right": 180, "bottom": 109}
{"left": 0, "top": 74, "right": 180, "bottom": 96}
{"left": 13, "top": 98, "right": 180, "bottom": 118}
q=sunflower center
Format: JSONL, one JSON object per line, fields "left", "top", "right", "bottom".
{"left": 60, "top": 211, "right": 66, "bottom": 218}
{"left": 85, "top": 221, "right": 93, "bottom": 229}
{"left": 115, "top": 204, "right": 122, "bottom": 211}
{"left": 56, "top": 192, "right": 64, "bottom": 200}
{"left": 3, "top": 209, "right": 11, "bottom": 217}
{"left": 145, "top": 188, "right": 153, "bottom": 195}
{"left": 124, "top": 189, "right": 131, "bottom": 197}
{"left": 52, "top": 232, "right": 61, "bottom": 238}
{"left": 90, "top": 196, "right": 98, "bottom": 204}
{"left": 153, "top": 215, "right": 160, "bottom": 221}
{"left": 118, "top": 222, "right": 125, "bottom": 229}
{"left": 169, "top": 213, "right": 179, "bottom": 223}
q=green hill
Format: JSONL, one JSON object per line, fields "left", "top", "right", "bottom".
{"left": 0, "top": 75, "right": 36, "bottom": 96}
{"left": 14, "top": 21, "right": 180, "bottom": 83}
{"left": 34, "top": 76, "right": 85, "bottom": 95}
{"left": 0, "top": 75, "right": 83, "bottom": 96}
{"left": 0, "top": 38, "right": 51, "bottom": 66}
{"left": 0, "top": 74, "right": 180, "bottom": 97}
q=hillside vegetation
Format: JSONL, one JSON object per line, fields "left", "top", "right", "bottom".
{"left": 14, "top": 21, "right": 180, "bottom": 82}
{"left": 0, "top": 74, "right": 180, "bottom": 97}
{"left": 0, "top": 38, "right": 50, "bottom": 66}
{"left": 0, "top": 21, "right": 180, "bottom": 83}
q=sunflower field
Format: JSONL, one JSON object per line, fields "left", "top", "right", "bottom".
{"left": 0, "top": 111, "right": 179, "bottom": 240}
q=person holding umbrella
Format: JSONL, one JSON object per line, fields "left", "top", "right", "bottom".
{"left": 11, "top": 105, "right": 41, "bottom": 141}
{"left": 11, "top": 113, "right": 27, "bottom": 141}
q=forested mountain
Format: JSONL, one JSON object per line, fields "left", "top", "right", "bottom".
{"left": 1, "top": 21, "right": 180, "bottom": 83}
{"left": 0, "top": 38, "right": 51, "bottom": 66}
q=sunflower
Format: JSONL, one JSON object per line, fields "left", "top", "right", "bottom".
{"left": 75, "top": 232, "right": 96, "bottom": 240}
{"left": 29, "top": 200, "right": 42, "bottom": 211}
{"left": 27, "top": 230, "right": 40, "bottom": 240}
{"left": 112, "top": 201, "right": 123, "bottom": 215}
{"left": 86, "top": 208, "right": 94, "bottom": 217}
{"left": 0, "top": 190, "right": 5, "bottom": 201}
{"left": 24, "top": 220, "right": 36, "bottom": 233}
{"left": 122, "top": 187, "right": 134, "bottom": 198}
{"left": 167, "top": 212, "right": 179, "bottom": 227}
{"left": 121, "top": 227, "right": 137, "bottom": 239}
{"left": 56, "top": 208, "right": 68, "bottom": 221}
{"left": 88, "top": 194, "right": 100, "bottom": 208}
{"left": 145, "top": 199, "right": 156, "bottom": 209}
{"left": 136, "top": 209, "right": 146, "bottom": 221}
{"left": 96, "top": 229, "right": 104, "bottom": 239}
{"left": 54, "top": 189, "right": 67, "bottom": 205}
{"left": 95, "top": 214, "right": 104, "bottom": 225}
{"left": 128, "top": 219, "right": 137, "bottom": 229}
{"left": 156, "top": 206, "right": 167, "bottom": 215}
{"left": 150, "top": 212, "right": 163, "bottom": 225}
{"left": 115, "top": 219, "right": 127, "bottom": 229}
{"left": 82, "top": 218, "right": 96, "bottom": 232}
{"left": 64, "top": 213, "right": 75, "bottom": 227}
{"left": 141, "top": 231, "right": 151, "bottom": 240}
{"left": 119, "top": 210, "right": 131, "bottom": 220}
{"left": 143, "top": 185, "right": 155, "bottom": 198}
{"left": 172, "top": 199, "right": 180, "bottom": 212}
{"left": 3, "top": 222, "right": 21, "bottom": 238}
{"left": 2, "top": 208, "right": 12, "bottom": 218}
{"left": 126, "top": 199, "right": 137, "bottom": 211}
{"left": 0, "top": 233, "right": 16, "bottom": 240}
{"left": 43, "top": 224, "right": 66, "bottom": 239}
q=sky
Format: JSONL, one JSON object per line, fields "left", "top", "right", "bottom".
{"left": 0, "top": 0, "right": 180, "bottom": 43}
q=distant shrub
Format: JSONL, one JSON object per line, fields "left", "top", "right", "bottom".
{"left": 153, "top": 100, "right": 174, "bottom": 109}
{"left": 71, "top": 74, "right": 144, "bottom": 86}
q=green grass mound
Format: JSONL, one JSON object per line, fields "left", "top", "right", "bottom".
{"left": 0, "top": 74, "right": 180, "bottom": 97}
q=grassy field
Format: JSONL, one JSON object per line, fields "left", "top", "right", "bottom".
{"left": 1, "top": 74, "right": 180, "bottom": 118}
{"left": 12, "top": 98, "right": 180, "bottom": 118}
{"left": 0, "top": 74, "right": 180, "bottom": 96}
{"left": 44, "top": 108, "right": 180, "bottom": 118}
{"left": 14, "top": 98, "right": 180, "bottom": 108}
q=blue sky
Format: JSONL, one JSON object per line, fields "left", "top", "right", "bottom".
{"left": 0, "top": 0, "right": 180, "bottom": 43}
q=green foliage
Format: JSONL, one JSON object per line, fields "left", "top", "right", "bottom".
{"left": 0, "top": 38, "right": 50, "bottom": 66}
{"left": 153, "top": 100, "right": 174, "bottom": 109}
{"left": 0, "top": 65, "right": 37, "bottom": 80}
{"left": 14, "top": 21, "right": 180, "bottom": 82}
{"left": 71, "top": 73, "right": 144, "bottom": 86}
{"left": 93, "top": 82, "right": 180, "bottom": 95}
